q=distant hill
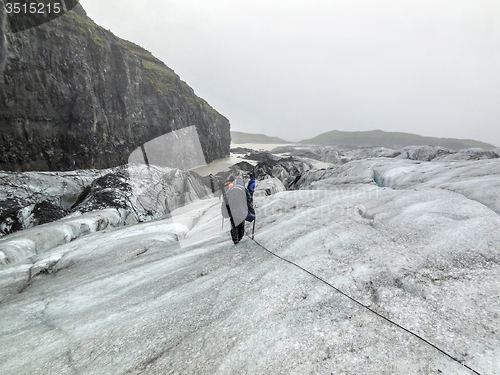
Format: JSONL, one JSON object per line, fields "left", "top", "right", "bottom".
{"left": 300, "top": 130, "right": 495, "bottom": 150}
{"left": 231, "top": 131, "right": 289, "bottom": 144}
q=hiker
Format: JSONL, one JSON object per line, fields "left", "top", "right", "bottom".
{"left": 247, "top": 173, "right": 255, "bottom": 198}
{"left": 209, "top": 174, "right": 215, "bottom": 194}
{"left": 221, "top": 176, "right": 255, "bottom": 244}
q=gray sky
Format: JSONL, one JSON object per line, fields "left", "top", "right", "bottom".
{"left": 80, "top": 0, "right": 500, "bottom": 146}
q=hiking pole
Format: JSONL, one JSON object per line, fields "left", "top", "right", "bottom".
{"left": 252, "top": 218, "right": 256, "bottom": 240}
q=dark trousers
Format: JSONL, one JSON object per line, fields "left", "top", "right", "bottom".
{"left": 231, "top": 221, "right": 245, "bottom": 243}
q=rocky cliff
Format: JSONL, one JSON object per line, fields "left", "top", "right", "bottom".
{"left": 0, "top": 2, "right": 230, "bottom": 171}
{"left": 0, "top": 2, "right": 6, "bottom": 75}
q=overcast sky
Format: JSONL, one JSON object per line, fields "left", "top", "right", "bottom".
{"left": 80, "top": 0, "right": 500, "bottom": 146}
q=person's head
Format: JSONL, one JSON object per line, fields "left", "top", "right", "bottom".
{"left": 249, "top": 173, "right": 254, "bottom": 179}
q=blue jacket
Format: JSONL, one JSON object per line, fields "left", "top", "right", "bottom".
{"left": 245, "top": 188, "right": 255, "bottom": 222}
{"left": 247, "top": 178, "right": 255, "bottom": 193}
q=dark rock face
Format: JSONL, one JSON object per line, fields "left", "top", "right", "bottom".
{"left": 211, "top": 161, "right": 255, "bottom": 187}
{"left": 240, "top": 152, "right": 312, "bottom": 189}
{"left": 254, "top": 156, "right": 313, "bottom": 189}
{"left": 210, "top": 152, "right": 313, "bottom": 191}
{"left": 72, "top": 170, "right": 131, "bottom": 214}
{"left": 0, "top": 4, "right": 230, "bottom": 172}
{"left": 243, "top": 151, "right": 280, "bottom": 163}
{"left": 0, "top": 2, "right": 6, "bottom": 76}
{"left": 230, "top": 147, "right": 255, "bottom": 154}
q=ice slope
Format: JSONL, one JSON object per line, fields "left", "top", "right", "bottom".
{"left": 0, "top": 165, "right": 210, "bottom": 240}
{"left": 370, "top": 159, "right": 500, "bottom": 217}
{"left": 342, "top": 146, "right": 500, "bottom": 163}
{"left": 297, "top": 158, "right": 500, "bottom": 215}
{"left": 0, "top": 208, "right": 128, "bottom": 265}
{"left": 0, "top": 160, "right": 499, "bottom": 374}
{"left": 0, "top": 165, "right": 211, "bottom": 264}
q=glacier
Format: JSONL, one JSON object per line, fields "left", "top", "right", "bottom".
{"left": 0, "top": 151, "right": 499, "bottom": 374}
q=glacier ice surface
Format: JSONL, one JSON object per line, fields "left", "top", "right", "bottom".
{"left": 0, "top": 157, "right": 499, "bottom": 374}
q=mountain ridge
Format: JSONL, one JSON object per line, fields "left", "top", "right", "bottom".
{"left": 300, "top": 129, "right": 495, "bottom": 150}
{"left": 231, "top": 131, "right": 289, "bottom": 144}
